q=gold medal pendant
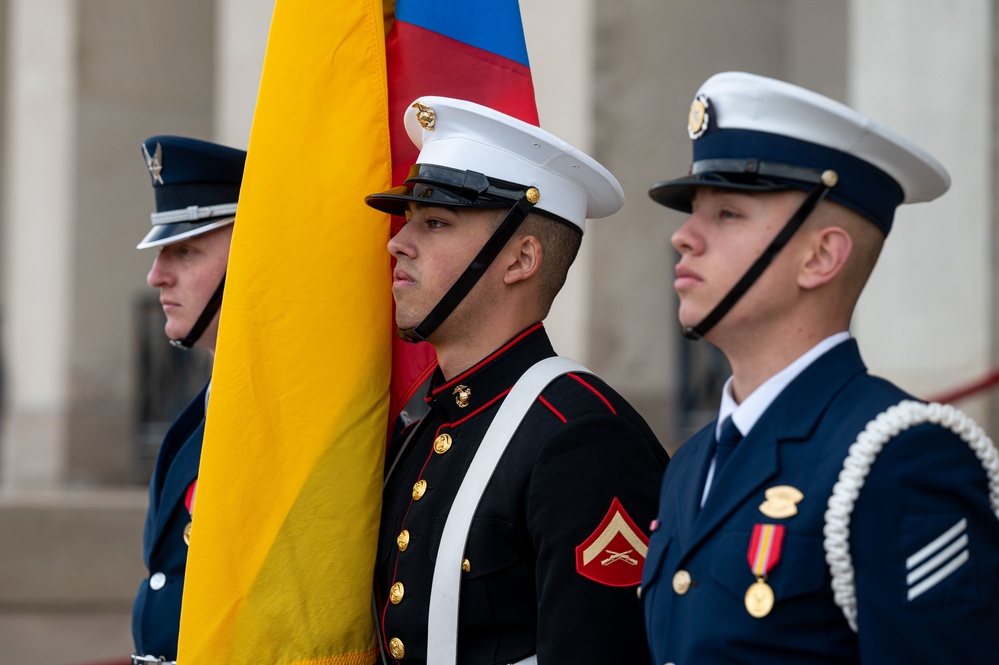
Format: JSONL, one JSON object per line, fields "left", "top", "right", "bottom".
{"left": 745, "top": 523, "right": 784, "bottom": 618}
{"left": 745, "top": 578, "right": 774, "bottom": 618}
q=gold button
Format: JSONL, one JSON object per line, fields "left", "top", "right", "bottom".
{"left": 183, "top": 521, "right": 192, "bottom": 546}
{"left": 636, "top": 585, "right": 642, "bottom": 599}
{"left": 397, "top": 529, "right": 410, "bottom": 552}
{"left": 389, "top": 637, "right": 405, "bottom": 659}
{"left": 672, "top": 570, "right": 692, "bottom": 595}
{"left": 461, "top": 558, "right": 471, "bottom": 573}
{"left": 434, "top": 433, "right": 452, "bottom": 454}
{"left": 412, "top": 479, "right": 427, "bottom": 500}
{"left": 389, "top": 581, "right": 405, "bottom": 604}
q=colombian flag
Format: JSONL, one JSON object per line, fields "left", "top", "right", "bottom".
{"left": 385, "top": 0, "right": 538, "bottom": 419}
{"left": 177, "top": 1, "right": 537, "bottom": 664}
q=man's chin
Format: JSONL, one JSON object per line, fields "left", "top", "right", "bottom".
{"left": 677, "top": 312, "right": 700, "bottom": 331}
{"left": 394, "top": 311, "right": 423, "bottom": 333}
{"left": 164, "top": 324, "right": 189, "bottom": 342}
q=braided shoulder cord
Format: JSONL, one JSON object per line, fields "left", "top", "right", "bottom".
{"left": 822, "top": 400, "right": 999, "bottom": 632}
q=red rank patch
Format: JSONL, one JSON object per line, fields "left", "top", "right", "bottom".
{"left": 575, "top": 497, "right": 649, "bottom": 587}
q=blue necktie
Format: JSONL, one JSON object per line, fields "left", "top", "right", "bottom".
{"left": 714, "top": 416, "right": 743, "bottom": 473}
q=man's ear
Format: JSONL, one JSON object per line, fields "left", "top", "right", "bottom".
{"left": 799, "top": 226, "right": 852, "bottom": 290}
{"left": 504, "top": 235, "right": 542, "bottom": 285}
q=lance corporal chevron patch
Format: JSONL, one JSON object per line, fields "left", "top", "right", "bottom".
{"left": 576, "top": 497, "right": 649, "bottom": 587}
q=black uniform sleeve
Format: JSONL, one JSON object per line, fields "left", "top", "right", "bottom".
{"left": 526, "top": 412, "right": 665, "bottom": 664}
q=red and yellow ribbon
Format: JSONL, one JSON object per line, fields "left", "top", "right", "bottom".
{"left": 747, "top": 523, "right": 785, "bottom": 578}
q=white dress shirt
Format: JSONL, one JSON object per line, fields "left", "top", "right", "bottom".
{"left": 700, "top": 331, "right": 852, "bottom": 506}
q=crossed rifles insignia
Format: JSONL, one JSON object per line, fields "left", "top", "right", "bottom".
{"left": 575, "top": 497, "right": 649, "bottom": 587}
{"left": 601, "top": 549, "right": 639, "bottom": 566}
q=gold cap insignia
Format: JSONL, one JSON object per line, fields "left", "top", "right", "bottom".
{"left": 759, "top": 485, "right": 804, "bottom": 519}
{"left": 412, "top": 102, "right": 436, "bottom": 130}
{"left": 142, "top": 141, "right": 164, "bottom": 185}
{"left": 687, "top": 94, "right": 710, "bottom": 139}
{"left": 453, "top": 385, "right": 471, "bottom": 408}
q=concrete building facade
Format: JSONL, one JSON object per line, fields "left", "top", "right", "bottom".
{"left": 0, "top": 1, "right": 994, "bottom": 662}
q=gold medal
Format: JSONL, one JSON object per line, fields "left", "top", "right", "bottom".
{"left": 745, "top": 523, "right": 785, "bottom": 618}
{"left": 745, "top": 578, "right": 774, "bottom": 617}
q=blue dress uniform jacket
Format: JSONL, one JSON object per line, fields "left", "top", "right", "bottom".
{"left": 642, "top": 340, "right": 999, "bottom": 664}
{"left": 376, "top": 324, "right": 668, "bottom": 664}
{"left": 132, "top": 383, "right": 207, "bottom": 660}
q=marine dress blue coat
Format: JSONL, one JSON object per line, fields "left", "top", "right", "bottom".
{"left": 642, "top": 340, "right": 999, "bottom": 664}
{"left": 377, "top": 324, "right": 667, "bottom": 664}
{"left": 132, "top": 383, "right": 207, "bottom": 660}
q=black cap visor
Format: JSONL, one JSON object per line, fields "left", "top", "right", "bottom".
{"left": 366, "top": 164, "right": 529, "bottom": 216}
{"left": 649, "top": 172, "right": 796, "bottom": 213}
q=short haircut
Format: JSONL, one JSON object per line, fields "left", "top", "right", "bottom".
{"left": 517, "top": 211, "right": 583, "bottom": 317}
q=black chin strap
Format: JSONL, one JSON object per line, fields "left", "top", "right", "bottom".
{"left": 683, "top": 173, "right": 836, "bottom": 341}
{"left": 170, "top": 273, "right": 226, "bottom": 349}
{"left": 398, "top": 192, "right": 538, "bottom": 343}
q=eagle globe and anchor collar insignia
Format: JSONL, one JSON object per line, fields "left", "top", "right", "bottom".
{"left": 453, "top": 385, "right": 471, "bottom": 408}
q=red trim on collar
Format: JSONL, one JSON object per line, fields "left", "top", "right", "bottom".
{"left": 433, "top": 322, "right": 545, "bottom": 395}
{"left": 568, "top": 373, "right": 616, "bottom": 415}
{"left": 449, "top": 388, "right": 511, "bottom": 428}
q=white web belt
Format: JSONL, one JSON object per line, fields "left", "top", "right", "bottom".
{"left": 426, "top": 356, "right": 587, "bottom": 665}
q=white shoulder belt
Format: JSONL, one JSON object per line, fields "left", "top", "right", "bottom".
{"left": 823, "top": 399, "right": 999, "bottom": 632}
{"left": 426, "top": 356, "right": 588, "bottom": 665}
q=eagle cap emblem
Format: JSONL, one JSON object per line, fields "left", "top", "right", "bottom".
{"left": 687, "top": 94, "right": 710, "bottom": 140}
{"left": 412, "top": 102, "right": 436, "bottom": 130}
{"left": 142, "top": 141, "right": 164, "bottom": 185}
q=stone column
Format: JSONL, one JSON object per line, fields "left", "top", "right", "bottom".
{"left": 850, "top": 0, "right": 994, "bottom": 423}
{"left": 522, "top": 0, "right": 597, "bottom": 364}
{"left": 1, "top": 0, "right": 218, "bottom": 489}
{"left": 1, "top": 0, "right": 78, "bottom": 488}
{"left": 215, "top": 0, "right": 276, "bottom": 147}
